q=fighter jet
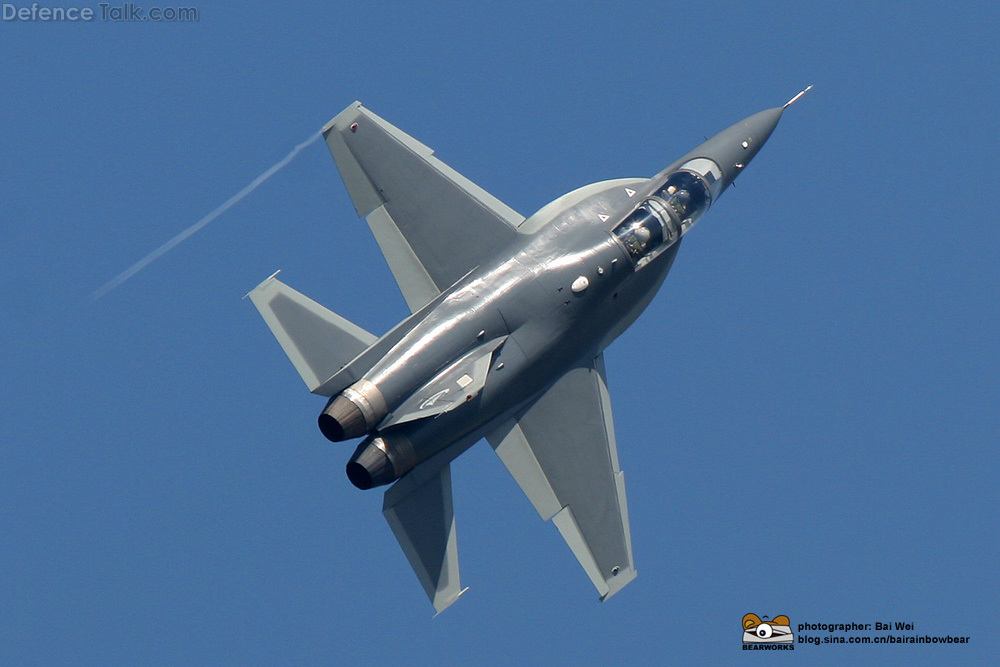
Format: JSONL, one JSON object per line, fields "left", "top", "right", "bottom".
{"left": 249, "top": 90, "right": 808, "bottom": 613}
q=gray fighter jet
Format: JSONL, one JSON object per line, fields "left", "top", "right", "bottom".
{"left": 249, "top": 90, "right": 808, "bottom": 613}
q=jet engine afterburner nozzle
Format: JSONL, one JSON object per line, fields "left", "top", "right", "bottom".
{"left": 317, "top": 379, "right": 388, "bottom": 442}
{"left": 345, "top": 433, "right": 417, "bottom": 490}
{"left": 318, "top": 395, "right": 365, "bottom": 441}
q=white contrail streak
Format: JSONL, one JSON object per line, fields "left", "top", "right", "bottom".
{"left": 91, "top": 131, "right": 322, "bottom": 301}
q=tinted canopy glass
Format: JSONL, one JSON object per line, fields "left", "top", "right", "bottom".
{"left": 612, "top": 199, "right": 679, "bottom": 268}
{"left": 654, "top": 171, "right": 711, "bottom": 230}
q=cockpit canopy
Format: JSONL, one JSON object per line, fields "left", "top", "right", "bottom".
{"left": 655, "top": 171, "right": 710, "bottom": 228}
{"left": 612, "top": 159, "right": 721, "bottom": 269}
{"left": 612, "top": 200, "right": 677, "bottom": 269}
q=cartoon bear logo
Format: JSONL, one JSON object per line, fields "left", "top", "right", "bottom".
{"left": 743, "top": 613, "right": 794, "bottom": 643}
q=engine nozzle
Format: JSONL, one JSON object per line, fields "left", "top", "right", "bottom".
{"left": 317, "top": 380, "right": 388, "bottom": 442}
{"left": 345, "top": 433, "right": 417, "bottom": 489}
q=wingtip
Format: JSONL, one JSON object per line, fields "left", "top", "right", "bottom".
{"left": 783, "top": 84, "right": 814, "bottom": 109}
{"left": 598, "top": 567, "right": 637, "bottom": 602}
{"left": 323, "top": 101, "right": 366, "bottom": 134}
{"left": 432, "top": 586, "right": 469, "bottom": 617}
{"left": 244, "top": 269, "right": 282, "bottom": 299}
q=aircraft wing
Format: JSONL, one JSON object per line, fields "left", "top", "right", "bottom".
{"left": 485, "top": 354, "right": 636, "bottom": 600}
{"left": 323, "top": 102, "right": 523, "bottom": 313}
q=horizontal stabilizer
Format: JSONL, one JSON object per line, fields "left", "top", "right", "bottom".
{"left": 384, "top": 461, "right": 466, "bottom": 615}
{"left": 248, "top": 272, "right": 377, "bottom": 393}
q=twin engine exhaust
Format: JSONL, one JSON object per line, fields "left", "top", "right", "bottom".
{"left": 318, "top": 380, "right": 413, "bottom": 489}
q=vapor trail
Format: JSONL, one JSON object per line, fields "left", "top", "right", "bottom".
{"left": 91, "top": 132, "right": 322, "bottom": 301}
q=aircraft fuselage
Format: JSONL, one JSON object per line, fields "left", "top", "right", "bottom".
{"left": 339, "top": 177, "right": 682, "bottom": 489}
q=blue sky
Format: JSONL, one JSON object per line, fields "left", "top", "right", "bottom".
{"left": 2, "top": 2, "right": 997, "bottom": 664}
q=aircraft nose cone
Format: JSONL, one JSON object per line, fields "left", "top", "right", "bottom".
{"left": 732, "top": 107, "right": 783, "bottom": 166}
{"left": 687, "top": 106, "right": 784, "bottom": 193}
